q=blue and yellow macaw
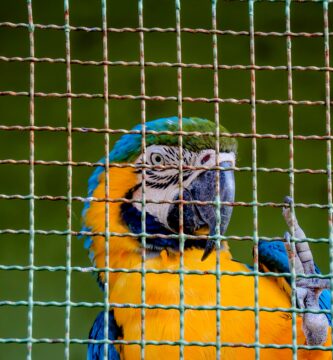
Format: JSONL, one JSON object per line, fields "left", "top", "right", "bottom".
{"left": 81, "top": 117, "right": 332, "bottom": 359}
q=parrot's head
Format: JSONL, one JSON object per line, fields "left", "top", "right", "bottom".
{"left": 82, "top": 117, "right": 237, "bottom": 265}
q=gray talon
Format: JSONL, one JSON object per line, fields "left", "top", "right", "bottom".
{"left": 282, "top": 196, "right": 329, "bottom": 345}
{"left": 283, "top": 231, "right": 304, "bottom": 276}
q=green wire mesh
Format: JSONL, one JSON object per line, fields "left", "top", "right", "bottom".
{"left": 0, "top": 0, "right": 333, "bottom": 359}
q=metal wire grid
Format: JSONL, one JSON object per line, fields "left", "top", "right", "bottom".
{"left": 0, "top": 0, "right": 333, "bottom": 359}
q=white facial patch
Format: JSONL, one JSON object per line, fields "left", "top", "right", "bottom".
{"left": 132, "top": 145, "right": 235, "bottom": 230}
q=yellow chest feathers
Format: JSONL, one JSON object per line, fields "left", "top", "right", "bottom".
{"left": 111, "top": 249, "right": 331, "bottom": 360}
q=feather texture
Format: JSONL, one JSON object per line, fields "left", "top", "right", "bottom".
{"left": 87, "top": 310, "right": 122, "bottom": 360}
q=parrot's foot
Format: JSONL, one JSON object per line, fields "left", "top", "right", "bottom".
{"left": 282, "top": 196, "right": 330, "bottom": 346}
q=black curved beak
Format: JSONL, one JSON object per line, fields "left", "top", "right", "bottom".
{"left": 167, "top": 161, "right": 235, "bottom": 260}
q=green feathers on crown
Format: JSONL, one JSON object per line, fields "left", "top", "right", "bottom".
{"left": 110, "top": 116, "right": 237, "bottom": 163}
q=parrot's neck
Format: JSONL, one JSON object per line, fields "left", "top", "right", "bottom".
{"left": 121, "top": 201, "right": 221, "bottom": 256}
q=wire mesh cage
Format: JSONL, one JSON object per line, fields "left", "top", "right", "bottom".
{"left": 1, "top": 0, "right": 333, "bottom": 359}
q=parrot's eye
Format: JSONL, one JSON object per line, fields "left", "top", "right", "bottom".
{"left": 150, "top": 153, "right": 165, "bottom": 166}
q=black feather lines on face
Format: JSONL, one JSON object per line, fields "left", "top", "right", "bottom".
{"left": 136, "top": 147, "right": 195, "bottom": 190}
{"left": 146, "top": 172, "right": 192, "bottom": 190}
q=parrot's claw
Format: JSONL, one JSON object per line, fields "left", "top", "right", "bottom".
{"left": 282, "top": 198, "right": 329, "bottom": 346}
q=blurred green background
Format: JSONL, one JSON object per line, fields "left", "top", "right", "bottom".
{"left": 1, "top": 0, "right": 333, "bottom": 359}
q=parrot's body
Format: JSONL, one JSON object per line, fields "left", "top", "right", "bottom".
{"left": 82, "top": 117, "right": 331, "bottom": 359}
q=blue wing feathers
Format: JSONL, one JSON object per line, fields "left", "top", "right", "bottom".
{"left": 314, "top": 264, "right": 332, "bottom": 324}
{"left": 87, "top": 310, "right": 122, "bottom": 360}
{"left": 258, "top": 240, "right": 332, "bottom": 324}
{"left": 258, "top": 240, "right": 290, "bottom": 274}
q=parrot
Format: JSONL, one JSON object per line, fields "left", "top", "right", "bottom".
{"left": 81, "top": 116, "right": 332, "bottom": 360}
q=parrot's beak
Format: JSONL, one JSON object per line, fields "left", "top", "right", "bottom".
{"left": 167, "top": 161, "right": 235, "bottom": 260}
